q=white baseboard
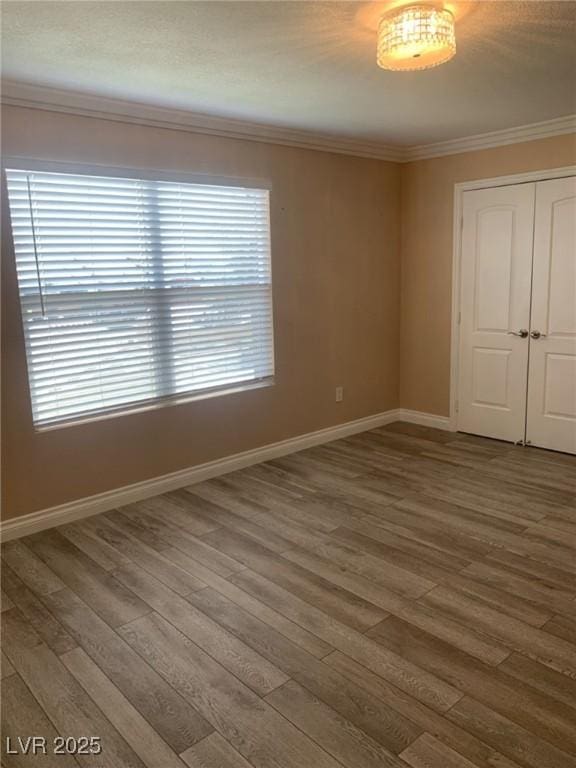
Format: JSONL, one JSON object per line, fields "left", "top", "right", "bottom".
{"left": 397, "top": 408, "right": 455, "bottom": 431}
{"left": 1, "top": 408, "right": 408, "bottom": 542}
{"left": 1, "top": 407, "right": 457, "bottom": 542}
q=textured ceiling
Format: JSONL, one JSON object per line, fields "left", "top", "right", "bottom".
{"left": 1, "top": 1, "right": 575, "bottom": 146}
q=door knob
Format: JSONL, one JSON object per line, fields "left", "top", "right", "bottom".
{"left": 507, "top": 329, "right": 529, "bottom": 338}
{"left": 530, "top": 330, "right": 547, "bottom": 339}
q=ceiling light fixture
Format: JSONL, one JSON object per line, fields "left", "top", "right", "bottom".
{"left": 377, "top": 5, "right": 456, "bottom": 71}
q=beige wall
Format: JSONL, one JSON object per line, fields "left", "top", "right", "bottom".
{"left": 1, "top": 106, "right": 401, "bottom": 520}
{"left": 3, "top": 105, "right": 575, "bottom": 523}
{"left": 399, "top": 134, "right": 576, "bottom": 417}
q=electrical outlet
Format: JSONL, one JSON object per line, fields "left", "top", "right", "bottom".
{"left": 335, "top": 386, "right": 344, "bottom": 402}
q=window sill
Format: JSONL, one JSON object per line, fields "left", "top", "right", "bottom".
{"left": 34, "top": 377, "right": 275, "bottom": 433}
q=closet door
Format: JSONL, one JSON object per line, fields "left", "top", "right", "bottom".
{"left": 457, "top": 184, "right": 535, "bottom": 443}
{"left": 526, "top": 176, "right": 576, "bottom": 454}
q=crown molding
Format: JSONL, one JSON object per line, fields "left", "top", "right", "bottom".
{"left": 405, "top": 114, "right": 576, "bottom": 161}
{"left": 0, "top": 80, "right": 405, "bottom": 163}
{"left": 1, "top": 80, "right": 574, "bottom": 163}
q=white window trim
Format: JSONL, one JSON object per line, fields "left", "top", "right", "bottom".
{"left": 3, "top": 156, "right": 272, "bottom": 191}
{"left": 4, "top": 157, "right": 276, "bottom": 431}
{"left": 34, "top": 377, "right": 274, "bottom": 432}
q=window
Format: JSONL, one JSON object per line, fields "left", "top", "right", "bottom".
{"left": 5, "top": 164, "right": 274, "bottom": 428}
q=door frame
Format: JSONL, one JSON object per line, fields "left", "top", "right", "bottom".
{"left": 449, "top": 165, "right": 576, "bottom": 432}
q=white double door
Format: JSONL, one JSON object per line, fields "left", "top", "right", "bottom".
{"left": 458, "top": 176, "right": 576, "bottom": 454}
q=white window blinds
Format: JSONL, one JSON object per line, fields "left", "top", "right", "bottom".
{"left": 5, "top": 166, "right": 274, "bottom": 427}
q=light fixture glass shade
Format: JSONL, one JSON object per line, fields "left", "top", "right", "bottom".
{"left": 377, "top": 5, "right": 456, "bottom": 71}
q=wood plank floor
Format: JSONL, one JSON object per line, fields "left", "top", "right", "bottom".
{"left": 2, "top": 422, "right": 576, "bottom": 768}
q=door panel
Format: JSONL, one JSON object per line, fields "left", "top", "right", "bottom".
{"left": 472, "top": 348, "right": 512, "bottom": 408}
{"left": 526, "top": 176, "right": 576, "bottom": 454}
{"left": 458, "top": 184, "right": 535, "bottom": 442}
